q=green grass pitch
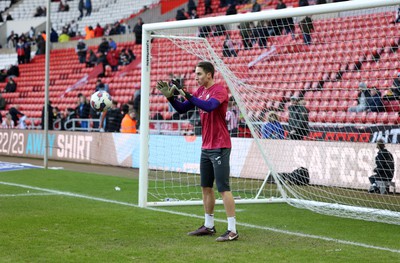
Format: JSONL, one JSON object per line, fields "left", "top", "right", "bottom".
{"left": 0, "top": 168, "right": 399, "bottom": 262}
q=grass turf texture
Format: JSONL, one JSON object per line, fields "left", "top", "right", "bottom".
{"left": 0, "top": 169, "right": 399, "bottom": 262}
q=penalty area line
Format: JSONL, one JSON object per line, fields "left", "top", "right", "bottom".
{"left": 0, "top": 181, "right": 399, "bottom": 254}
{"left": 0, "top": 192, "right": 60, "bottom": 197}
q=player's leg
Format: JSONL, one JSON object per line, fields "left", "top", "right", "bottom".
{"left": 214, "top": 148, "right": 239, "bottom": 242}
{"left": 187, "top": 150, "right": 216, "bottom": 236}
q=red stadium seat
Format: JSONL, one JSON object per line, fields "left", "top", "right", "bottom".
{"left": 388, "top": 112, "right": 399, "bottom": 124}
{"left": 354, "top": 112, "right": 367, "bottom": 123}
{"left": 335, "top": 111, "right": 346, "bottom": 123}
{"left": 309, "top": 111, "right": 318, "bottom": 122}
{"left": 345, "top": 112, "right": 357, "bottom": 123}
{"left": 365, "top": 112, "right": 377, "bottom": 124}
{"left": 317, "top": 111, "right": 327, "bottom": 123}
{"left": 376, "top": 112, "right": 388, "bottom": 124}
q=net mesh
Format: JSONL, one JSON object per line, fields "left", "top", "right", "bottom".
{"left": 145, "top": 4, "right": 400, "bottom": 225}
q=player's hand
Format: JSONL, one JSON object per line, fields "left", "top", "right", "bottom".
{"left": 157, "top": 80, "right": 174, "bottom": 99}
{"left": 171, "top": 79, "right": 192, "bottom": 99}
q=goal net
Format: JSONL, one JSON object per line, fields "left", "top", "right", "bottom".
{"left": 139, "top": 0, "right": 400, "bottom": 225}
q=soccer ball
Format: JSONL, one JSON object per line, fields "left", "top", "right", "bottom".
{"left": 90, "top": 91, "right": 112, "bottom": 112}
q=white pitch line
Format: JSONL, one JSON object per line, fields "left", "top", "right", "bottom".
{"left": 0, "top": 181, "right": 399, "bottom": 254}
{"left": 0, "top": 193, "right": 59, "bottom": 197}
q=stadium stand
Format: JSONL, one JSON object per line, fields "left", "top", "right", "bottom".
{"left": 7, "top": 0, "right": 157, "bottom": 34}
{"left": 1, "top": 0, "right": 399, "bottom": 132}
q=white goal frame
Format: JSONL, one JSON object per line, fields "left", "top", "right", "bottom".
{"left": 139, "top": 0, "right": 400, "bottom": 208}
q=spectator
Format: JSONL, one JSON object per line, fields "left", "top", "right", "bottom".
{"left": 53, "top": 106, "right": 61, "bottom": 120}
{"left": 261, "top": 111, "right": 284, "bottom": 139}
{"left": 6, "top": 13, "right": 13, "bottom": 21}
{"left": 76, "top": 39, "right": 88, "bottom": 64}
{"left": 86, "top": 50, "right": 97, "bottom": 67}
{"left": 367, "top": 87, "right": 384, "bottom": 112}
{"left": 394, "top": 7, "right": 400, "bottom": 24}
{"left": 204, "top": 0, "right": 213, "bottom": 15}
{"left": 253, "top": 20, "right": 270, "bottom": 48}
{"left": 16, "top": 39, "right": 25, "bottom": 64}
{"left": 108, "top": 38, "right": 117, "bottom": 50}
{"left": 283, "top": 16, "right": 295, "bottom": 39}
{"left": 383, "top": 81, "right": 400, "bottom": 101}
{"left": 97, "top": 51, "right": 108, "bottom": 77}
{"left": 23, "top": 39, "right": 31, "bottom": 63}
{"left": 299, "top": 0, "right": 309, "bottom": 6}
{"left": 19, "top": 114, "right": 28, "bottom": 129}
{"left": 90, "top": 106, "right": 101, "bottom": 130}
{"left": 190, "top": 9, "right": 199, "bottom": 19}
{"left": 120, "top": 104, "right": 137, "bottom": 133}
{"left": 41, "top": 30, "right": 47, "bottom": 41}
{"left": 4, "top": 78, "right": 17, "bottom": 93}
{"left": 226, "top": 4, "right": 237, "bottom": 16}
{"left": 276, "top": 0, "right": 286, "bottom": 9}
{"left": 198, "top": 25, "right": 212, "bottom": 38}
{"left": 106, "top": 47, "right": 119, "bottom": 72}
{"left": 133, "top": 89, "right": 141, "bottom": 129}
{"left": 69, "top": 20, "right": 78, "bottom": 37}
{"left": 105, "top": 101, "right": 123, "bottom": 132}
{"left": 85, "top": 0, "right": 92, "bottom": 16}
{"left": 9, "top": 105, "right": 24, "bottom": 126}
{"left": 65, "top": 108, "right": 78, "bottom": 130}
{"left": 0, "top": 69, "right": 7, "bottom": 83}
{"left": 85, "top": 26, "right": 95, "bottom": 40}
{"left": 50, "top": 28, "right": 59, "bottom": 43}
{"left": 29, "top": 27, "right": 35, "bottom": 39}
{"left": 187, "top": 0, "right": 197, "bottom": 15}
{"left": 239, "top": 22, "right": 254, "bottom": 50}
{"left": 41, "top": 102, "right": 54, "bottom": 130}
{"left": 119, "top": 49, "right": 130, "bottom": 66}
{"left": 75, "top": 95, "right": 91, "bottom": 130}
{"left": 7, "top": 31, "right": 17, "bottom": 49}
{"left": 134, "top": 18, "right": 144, "bottom": 44}
{"left": 288, "top": 96, "right": 309, "bottom": 140}
{"left": 0, "top": 93, "right": 6, "bottom": 110}
{"left": 252, "top": 0, "right": 261, "bottom": 12}
{"left": 176, "top": 8, "right": 187, "bottom": 20}
{"left": 95, "top": 79, "right": 110, "bottom": 93}
{"left": 78, "top": 0, "right": 84, "bottom": 20}
{"left": 368, "top": 139, "right": 394, "bottom": 194}
{"left": 127, "top": 49, "right": 136, "bottom": 62}
{"left": 2, "top": 113, "right": 14, "bottom": 129}
{"left": 97, "top": 37, "right": 110, "bottom": 54}
{"left": 94, "top": 23, "right": 104, "bottom": 37}
{"left": 225, "top": 97, "right": 239, "bottom": 137}
{"left": 213, "top": 24, "right": 226, "bottom": 36}
{"left": 0, "top": 69, "right": 7, "bottom": 82}
{"left": 222, "top": 34, "right": 238, "bottom": 57}
{"left": 36, "top": 34, "right": 46, "bottom": 55}
{"left": 299, "top": 16, "right": 314, "bottom": 45}
{"left": 58, "top": 0, "right": 69, "bottom": 12}
{"left": 219, "top": 0, "right": 227, "bottom": 8}
{"left": 58, "top": 29, "right": 70, "bottom": 43}
{"left": 316, "top": 0, "right": 327, "bottom": 4}
{"left": 34, "top": 6, "right": 45, "bottom": 17}
{"left": 7, "top": 64, "right": 19, "bottom": 78}
{"left": 348, "top": 82, "right": 371, "bottom": 112}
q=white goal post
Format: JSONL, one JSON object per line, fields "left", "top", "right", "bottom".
{"left": 139, "top": 0, "right": 400, "bottom": 225}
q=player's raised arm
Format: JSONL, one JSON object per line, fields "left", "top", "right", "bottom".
{"left": 157, "top": 80, "right": 194, "bottom": 114}
{"left": 171, "top": 79, "right": 220, "bottom": 113}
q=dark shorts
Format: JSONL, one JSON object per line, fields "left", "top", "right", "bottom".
{"left": 200, "top": 148, "right": 231, "bottom": 192}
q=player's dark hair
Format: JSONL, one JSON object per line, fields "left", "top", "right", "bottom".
{"left": 197, "top": 61, "right": 215, "bottom": 78}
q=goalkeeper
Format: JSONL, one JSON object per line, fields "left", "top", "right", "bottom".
{"left": 157, "top": 61, "right": 238, "bottom": 242}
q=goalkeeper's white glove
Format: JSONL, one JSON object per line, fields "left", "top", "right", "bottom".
{"left": 157, "top": 81, "right": 174, "bottom": 99}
